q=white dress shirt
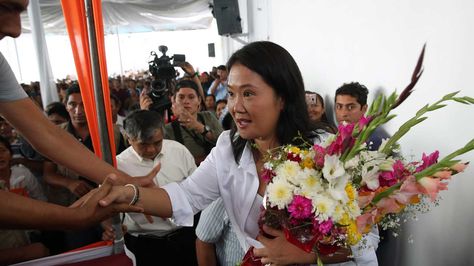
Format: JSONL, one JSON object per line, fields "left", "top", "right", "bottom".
{"left": 117, "top": 139, "right": 196, "bottom": 236}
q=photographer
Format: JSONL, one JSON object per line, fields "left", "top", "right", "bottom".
{"left": 164, "top": 80, "right": 223, "bottom": 166}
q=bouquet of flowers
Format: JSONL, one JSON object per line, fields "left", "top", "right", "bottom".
{"left": 241, "top": 46, "right": 474, "bottom": 266}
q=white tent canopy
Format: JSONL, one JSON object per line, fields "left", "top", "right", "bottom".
{"left": 20, "top": 0, "right": 214, "bottom": 34}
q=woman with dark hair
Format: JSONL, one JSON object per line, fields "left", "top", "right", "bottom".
{"left": 98, "top": 42, "right": 377, "bottom": 265}
{"left": 305, "top": 91, "right": 338, "bottom": 133}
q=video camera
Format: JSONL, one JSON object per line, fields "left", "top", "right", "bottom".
{"left": 147, "top": 45, "right": 185, "bottom": 114}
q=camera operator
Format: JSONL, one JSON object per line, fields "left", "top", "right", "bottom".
{"left": 140, "top": 61, "right": 207, "bottom": 116}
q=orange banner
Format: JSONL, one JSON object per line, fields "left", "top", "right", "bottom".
{"left": 61, "top": 0, "right": 117, "bottom": 166}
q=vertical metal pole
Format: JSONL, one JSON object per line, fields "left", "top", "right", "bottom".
{"left": 84, "top": 0, "right": 124, "bottom": 254}
{"left": 116, "top": 26, "right": 124, "bottom": 78}
{"left": 13, "top": 39, "right": 23, "bottom": 81}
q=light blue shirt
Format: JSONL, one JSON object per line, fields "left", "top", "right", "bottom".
{"left": 208, "top": 80, "right": 228, "bottom": 101}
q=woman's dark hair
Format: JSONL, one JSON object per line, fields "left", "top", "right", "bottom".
{"left": 0, "top": 136, "right": 12, "bottom": 155}
{"left": 227, "top": 41, "right": 314, "bottom": 163}
{"left": 45, "top": 102, "right": 70, "bottom": 121}
{"left": 305, "top": 91, "right": 337, "bottom": 133}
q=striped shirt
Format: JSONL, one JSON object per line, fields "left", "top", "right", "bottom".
{"left": 196, "top": 198, "right": 245, "bottom": 266}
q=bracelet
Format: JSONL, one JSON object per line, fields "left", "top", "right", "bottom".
{"left": 124, "top": 184, "right": 139, "bottom": 206}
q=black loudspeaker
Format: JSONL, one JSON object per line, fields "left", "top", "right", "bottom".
{"left": 208, "top": 43, "right": 215, "bottom": 57}
{"left": 213, "top": 0, "right": 242, "bottom": 36}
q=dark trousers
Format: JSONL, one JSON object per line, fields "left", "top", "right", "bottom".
{"left": 124, "top": 227, "right": 198, "bottom": 266}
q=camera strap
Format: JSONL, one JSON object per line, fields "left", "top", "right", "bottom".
{"left": 171, "top": 120, "right": 184, "bottom": 145}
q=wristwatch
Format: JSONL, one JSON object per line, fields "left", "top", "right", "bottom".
{"left": 201, "top": 125, "right": 211, "bottom": 136}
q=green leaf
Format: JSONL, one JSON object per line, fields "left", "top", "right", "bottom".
{"left": 427, "top": 104, "right": 447, "bottom": 111}
{"left": 452, "top": 98, "right": 469, "bottom": 104}
{"left": 442, "top": 91, "right": 460, "bottom": 100}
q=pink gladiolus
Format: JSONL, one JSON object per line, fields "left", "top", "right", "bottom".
{"left": 356, "top": 210, "right": 377, "bottom": 234}
{"left": 416, "top": 151, "right": 439, "bottom": 172}
{"left": 433, "top": 170, "right": 452, "bottom": 180}
{"left": 288, "top": 195, "right": 313, "bottom": 219}
{"left": 376, "top": 198, "right": 403, "bottom": 214}
{"left": 451, "top": 162, "right": 468, "bottom": 173}
{"left": 391, "top": 176, "right": 422, "bottom": 205}
{"left": 313, "top": 144, "right": 326, "bottom": 168}
{"left": 338, "top": 123, "right": 355, "bottom": 139}
{"left": 379, "top": 171, "right": 397, "bottom": 187}
{"left": 379, "top": 160, "right": 409, "bottom": 187}
{"left": 358, "top": 115, "right": 371, "bottom": 130}
{"left": 418, "top": 176, "right": 448, "bottom": 201}
{"left": 393, "top": 160, "right": 408, "bottom": 179}
{"left": 357, "top": 191, "right": 375, "bottom": 208}
{"left": 328, "top": 123, "right": 355, "bottom": 155}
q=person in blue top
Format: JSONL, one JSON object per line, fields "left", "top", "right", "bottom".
{"left": 334, "top": 82, "right": 390, "bottom": 151}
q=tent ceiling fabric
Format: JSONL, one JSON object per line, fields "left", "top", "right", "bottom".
{"left": 21, "top": 0, "right": 214, "bottom": 34}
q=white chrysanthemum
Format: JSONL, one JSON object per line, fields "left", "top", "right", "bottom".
{"left": 298, "top": 177, "right": 324, "bottom": 199}
{"left": 347, "top": 201, "right": 362, "bottom": 218}
{"left": 313, "top": 194, "right": 336, "bottom": 221}
{"left": 275, "top": 160, "right": 301, "bottom": 184}
{"left": 266, "top": 178, "right": 294, "bottom": 209}
{"left": 332, "top": 204, "right": 346, "bottom": 223}
{"left": 322, "top": 154, "right": 345, "bottom": 183}
{"left": 361, "top": 164, "right": 380, "bottom": 190}
{"left": 292, "top": 168, "right": 316, "bottom": 185}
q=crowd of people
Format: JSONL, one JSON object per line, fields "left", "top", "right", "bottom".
{"left": 0, "top": 1, "right": 390, "bottom": 265}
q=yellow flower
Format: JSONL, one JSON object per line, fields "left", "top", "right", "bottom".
{"left": 302, "top": 157, "right": 314, "bottom": 169}
{"left": 345, "top": 184, "right": 356, "bottom": 201}
{"left": 339, "top": 213, "right": 351, "bottom": 226}
{"left": 346, "top": 220, "right": 362, "bottom": 245}
{"left": 289, "top": 146, "right": 301, "bottom": 154}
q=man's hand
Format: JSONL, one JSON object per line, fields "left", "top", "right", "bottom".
{"left": 180, "top": 62, "right": 195, "bottom": 76}
{"left": 177, "top": 108, "right": 202, "bottom": 132}
{"left": 69, "top": 177, "right": 143, "bottom": 230}
{"left": 101, "top": 218, "right": 127, "bottom": 241}
{"left": 139, "top": 90, "right": 153, "bottom": 110}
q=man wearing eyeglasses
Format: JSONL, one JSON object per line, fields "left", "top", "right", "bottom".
{"left": 334, "top": 82, "right": 390, "bottom": 151}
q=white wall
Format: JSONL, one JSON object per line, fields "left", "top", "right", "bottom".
{"left": 247, "top": 0, "right": 473, "bottom": 265}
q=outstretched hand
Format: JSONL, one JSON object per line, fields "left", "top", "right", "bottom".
{"left": 254, "top": 225, "right": 316, "bottom": 266}
{"left": 69, "top": 176, "right": 143, "bottom": 230}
